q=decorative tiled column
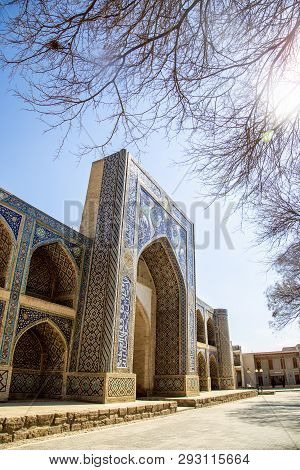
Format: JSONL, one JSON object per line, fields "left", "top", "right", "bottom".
{"left": 214, "top": 309, "right": 235, "bottom": 390}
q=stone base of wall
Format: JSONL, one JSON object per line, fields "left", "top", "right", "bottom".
{"left": 66, "top": 372, "right": 136, "bottom": 403}
{"left": 199, "top": 377, "right": 210, "bottom": 391}
{"left": 0, "top": 401, "right": 177, "bottom": 444}
{"left": 153, "top": 375, "right": 200, "bottom": 396}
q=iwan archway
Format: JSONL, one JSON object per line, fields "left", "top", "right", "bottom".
{"left": 133, "top": 238, "right": 185, "bottom": 397}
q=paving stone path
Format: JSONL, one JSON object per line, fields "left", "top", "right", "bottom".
{"left": 5, "top": 391, "right": 300, "bottom": 450}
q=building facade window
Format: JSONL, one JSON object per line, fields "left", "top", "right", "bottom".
{"left": 255, "top": 359, "right": 262, "bottom": 370}
{"left": 268, "top": 359, "right": 273, "bottom": 370}
{"left": 293, "top": 357, "right": 298, "bottom": 369}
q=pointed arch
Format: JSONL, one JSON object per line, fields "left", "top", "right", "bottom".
{"left": 10, "top": 319, "right": 67, "bottom": 399}
{"left": 198, "top": 351, "right": 209, "bottom": 391}
{"left": 133, "top": 236, "right": 187, "bottom": 395}
{"left": 209, "top": 355, "right": 219, "bottom": 390}
{"left": 25, "top": 241, "right": 78, "bottom": 308}
{"left": 207, "top": 317, "right": 216, "bottom": 346}
{"left": 196, "top": 309, "right": 206, "bottom": 343}
{"left": 0, "top": 218, "right": 14, "bottom": 289}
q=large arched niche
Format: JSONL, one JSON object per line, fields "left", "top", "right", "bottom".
{"left": 25, "top": 242, "right": 78, "bottom": 308}
{"left": 9, "top": 320, "right": 67, "bottom": 399}
{"left": 133, "top": 237, "right": 186, "bottom": 396}
{"left": 0, "top": 218, "right": 14, "bottom": 289}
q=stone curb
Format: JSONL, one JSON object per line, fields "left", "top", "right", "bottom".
{"left": 173, "top": 390, "right": 258, "bottom": 408}
{"left": 0, "top": 401, "right": 177, "bottom": 444}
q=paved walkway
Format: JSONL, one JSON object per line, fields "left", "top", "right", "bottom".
{"left": 0, "top": 389, "right": 253, "bottom": 418}
{"left": 5, "top": 391, "right": 300, "bottom": 450}
{"left": 0, "top": 399, "right": 159, "bottom": 418}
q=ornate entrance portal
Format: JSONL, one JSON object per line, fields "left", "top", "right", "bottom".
{"left": 134, "top": 239, "right": 185, "bottom": 396}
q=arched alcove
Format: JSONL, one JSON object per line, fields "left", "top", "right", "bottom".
{"left": 209, "top": 355, "right": 219, "bottom": 390}
{"left": 207, "top": 317, "right": 216, "bottom": 347}
{"left": 26, "top": 242, "right": 77, "bottom": 308}
{"left": 196, "top": 310, "right": 206, "bottom": 343}
{"left": 198, "top": 352, "right": 208, "bottom": 391}
{"left": 10, "top": 321, "right": 67, "bottom": 399}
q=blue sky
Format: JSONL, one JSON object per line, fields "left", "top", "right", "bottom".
{"left": 1, "top": 69, "right": 299, "bottom": 352}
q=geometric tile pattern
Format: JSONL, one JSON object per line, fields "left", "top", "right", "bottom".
{"left": 17, "top": 307, "right": 73, "bottom": 343}
{"left": 0, "top": 300, "right": 5, "bottom": 329}
{"left": 107, "top": 377, "right": 135, "bottom": 397}
{"left": 0, "top": 220, "right": 13, "bottom": 288}
{"left": 10, "top": 372, "right": 64, "bottom": 397}
{"left": 154, "top": 376, "right": 185, "bottom": 393}
{"left": 68, "top": 240, "right": 93, "bottom": 372}
{"left": 0, "top": 215, "right": 35, "bottom": 364}
{"left": 197, "top": 351, "right": 209, "bottom": 390}
{"left": 66, "top": 376, "right": 104, "bottom": 397}
{"left": 33, "top": 223, "right": 83, "bottom": 268}
{"left": 0, "top": 204, "right": 22, "bottom": 240}
{"left": 198, "top": 352, "right": 207, "bottom": 379}
{"left": 39, "top": 374, "right": 64, "bottom": 397}
{"left": 13, "top": 321, "right": 66, "bottom": 372}
{"left": 10, "top": 320, "right": 67, "bottom": 398}
{"left": 0, "top": 369, "right": 8, "bottom": 392}
{"left": 214, "top": 311, "right": 235, "bottom": 389}
{"left": 186, "top": 376, "right": 199, "bottom": 392}
{"left": 34, "top": 322, "right": 65, "bottom": 371}
{"left": 9, "top": 372, "right": 41, "bottom": 396}
{"left": 189, "top": 308, "right": 196, "bottom": 372}
{"left": 117, "top": 277, "right": 131, "bottom": 368}
{"left": 78, "top": 151, "right": 127, "bottom": 373}
{"left": 12, "top": 328, "right": 42, "bottom": 370}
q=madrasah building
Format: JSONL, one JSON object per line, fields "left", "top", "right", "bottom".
{"left": 0, "top": 149, "right": 235, "bottom": 403}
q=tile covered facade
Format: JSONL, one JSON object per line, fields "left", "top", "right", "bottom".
{"left": 0, "top": 150, "right": 234, "bottom": 403}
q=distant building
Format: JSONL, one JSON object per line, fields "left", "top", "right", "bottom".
{"left": 232, "top": 345, "right": 245, "bottom": 388}
{"left": 242, "top": 345, "right": 300, "bottom": 389}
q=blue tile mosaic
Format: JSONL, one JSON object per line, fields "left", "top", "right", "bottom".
{"left": 0, "top": 204, "right": 22, "bottom": 240}
{"left": 117, "top": 277, "right": 132, "bottom": 368}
